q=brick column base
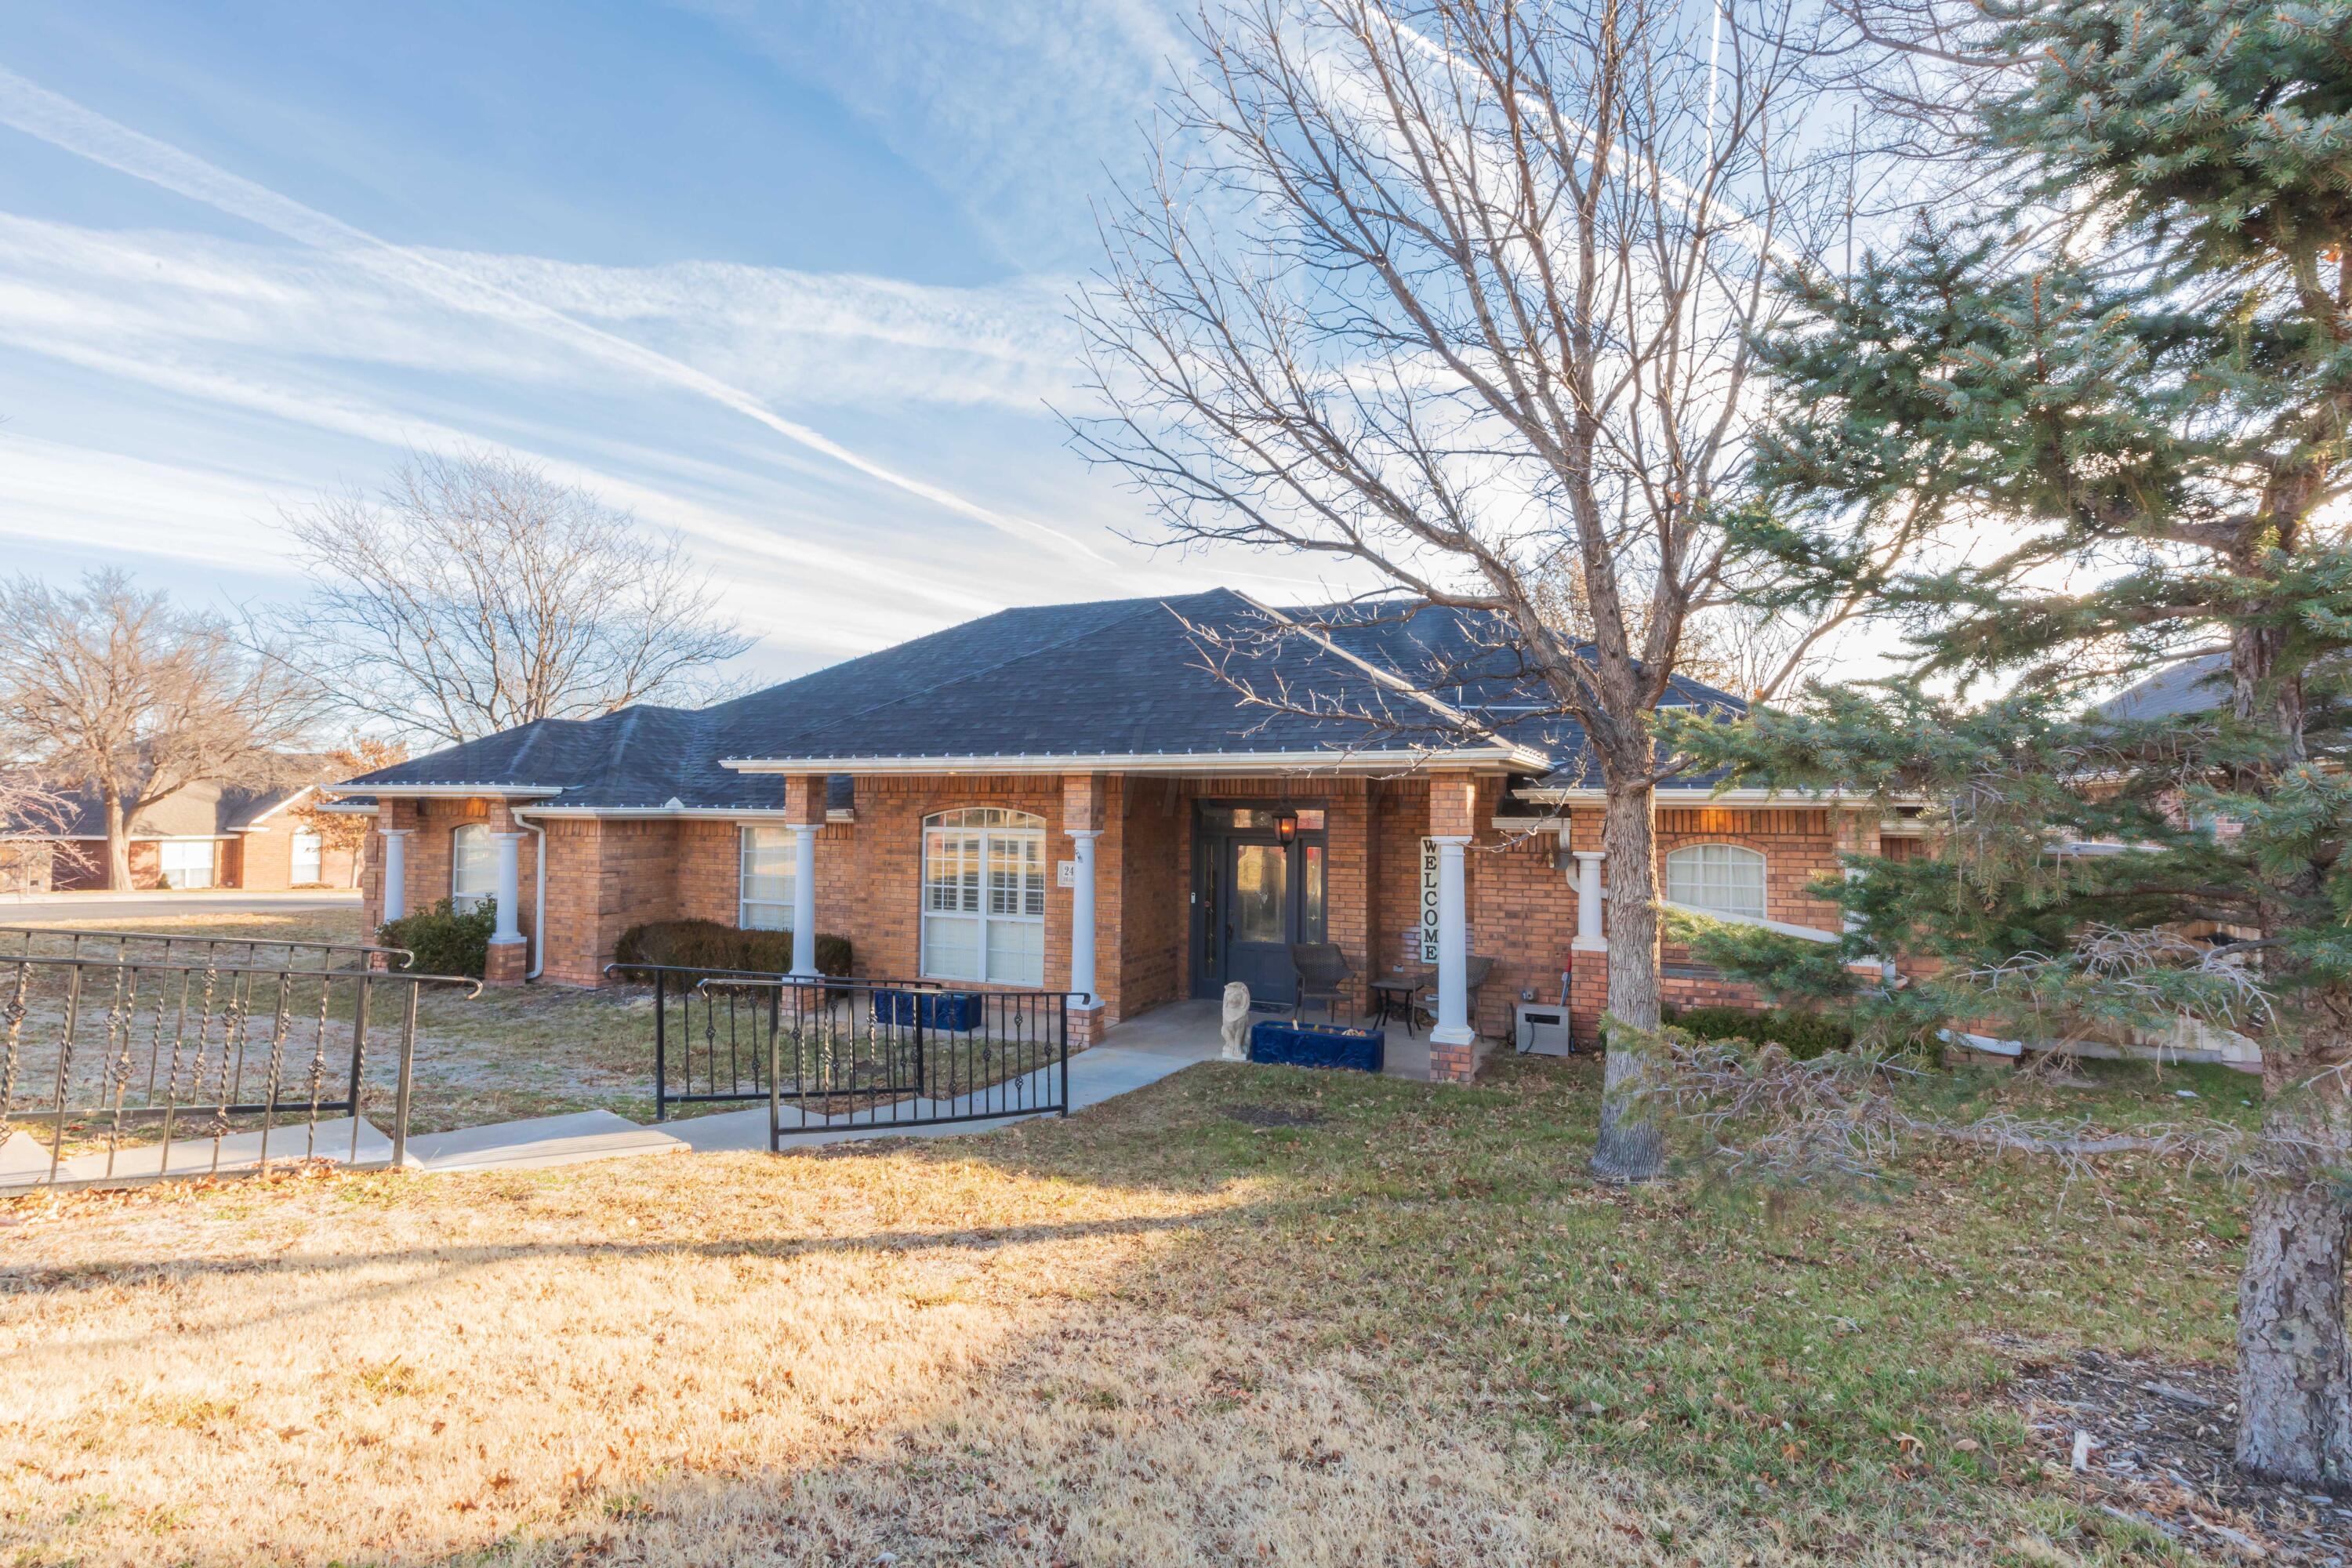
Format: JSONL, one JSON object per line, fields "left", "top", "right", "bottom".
{"left": 485, "top": 940, "right": 528, "bottom": 986}
{"left": 1569, "top": 948, "right": 1609, "bottom": 1051}
{"left": 1065, "top": 1002, "right": 1106, "bottom": 1054}
{"left": 1428, "top": 1038, "right": 1477, "bottom": 1083}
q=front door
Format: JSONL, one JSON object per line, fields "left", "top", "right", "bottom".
{"left": 1221, "top": 838, "right": 1294, "bottom": 1004}
{"left": 1191, "top": 804, "right": 1330, "bottom": 1004}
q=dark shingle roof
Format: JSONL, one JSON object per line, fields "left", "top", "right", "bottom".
{"left": 22, "top": 779, "right": 312, "bottom": 838}
{"left": 2100, "top": 654, "right": 2233, "bottom": 721}
{"left": 343, "top": 590, "right": 1758, "bottom": 807}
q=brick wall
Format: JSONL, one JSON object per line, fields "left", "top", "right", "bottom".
{"left": 353, "top": 779, "right": 1878, "bottom": 1056}
{"left": 1119, "top": 778, "right": 1187, "bottom": 1015}
{"left": 53, "top": 837, "right": 236, "bottom": 891}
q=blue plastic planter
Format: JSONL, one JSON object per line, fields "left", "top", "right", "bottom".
{"left": 1247, "top": 1020, "right": 1385, "bottom": 1073}
{"left": 871, "top": 989, "right": 983, "bottom": 1032}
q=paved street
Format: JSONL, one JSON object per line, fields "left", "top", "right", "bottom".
{"left": 0, "top": 890, "right": 361, "bottom": 920}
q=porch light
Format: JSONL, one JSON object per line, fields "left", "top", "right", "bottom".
{"left": 1275, "top": 808, "right": 1299, "bottom": 844}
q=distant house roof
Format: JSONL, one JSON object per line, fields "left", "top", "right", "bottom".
{"left": 340, "top": 590, "right": 1765, "bottom": 810}
{"left": 2101, "top": 654, "right": 2234, "bottom": 721}
{"left": 12, "top": 779, "right": 314, "bottom": 840}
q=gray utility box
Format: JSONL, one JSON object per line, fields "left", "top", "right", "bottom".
{"left": 1515, "top": 1003, "right": 1573, "bottom": 1057}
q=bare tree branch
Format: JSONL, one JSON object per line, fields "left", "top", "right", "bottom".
{"left": 278, "top": 449, "right": 754, "bottom": 746}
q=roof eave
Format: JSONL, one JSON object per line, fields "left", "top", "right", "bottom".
{"left": 513, "top": 805, "right": 857, "bottom": 822}
{"left": 718, "top": 746, "right": 1545, "bottom": 777}
{"left": 324, "top": 784, "right": 566, "bottom": 800}
{"left": 1519, "top": 785, "right": 1926, "bottom": 806}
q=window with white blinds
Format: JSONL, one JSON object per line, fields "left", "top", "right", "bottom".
{"left": 1664, "top": 843, "right": 1767, "bottom": 921}
{"left": 921, "top": 808, "right": 1045, "bottom": 985}
{"left": 739, "top": 826, "right": 797, "bottom": 930}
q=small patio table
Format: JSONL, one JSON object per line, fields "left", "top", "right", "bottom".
{"left": 1369, "top": 972, "right": 1431, "bottom": 1037}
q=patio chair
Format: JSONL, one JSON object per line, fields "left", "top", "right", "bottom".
{"left": 1413, "top": 955, "right": 1496, "bottom": 1034}
{"left": 1288, "top": 942, "right": 1357, "bottom": 1026}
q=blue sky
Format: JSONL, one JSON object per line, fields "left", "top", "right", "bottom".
{"left": 0, "top": 2, "right": 1343, "bottom": 681}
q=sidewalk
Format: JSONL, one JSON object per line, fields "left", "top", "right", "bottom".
{"left": 2, "top": 1025, "right": 1231, "bottom": 1190}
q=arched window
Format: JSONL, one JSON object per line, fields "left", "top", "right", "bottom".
{"left": 921, "top": 808, "right": 1045, "bottom": 985}
{"left": 451, "top": 822, "right": 495, "bottom": 914}
{"left": 1664, "top": 843, "right": 1766, "bottom": 921}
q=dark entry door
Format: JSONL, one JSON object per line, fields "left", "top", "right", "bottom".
{"left": 1221, "top": 838, "right": 1294, "bottom": 1004}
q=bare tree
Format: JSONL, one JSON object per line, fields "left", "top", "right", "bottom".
{"left": 0, "top": 771, "right": 90, "bottom": 893}
{"left": 291, "top": 737, "right": 407, "bottom": 888}
{"left": 0, "top": 572, "right": 321, "bottom": 890}
{"left": 281, "top": 450, "right": 754, "bottom": 746}
{"left": 1072, "top": 0, "right": 1878, "bottom": 1179}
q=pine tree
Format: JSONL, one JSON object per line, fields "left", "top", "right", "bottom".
{"left": 1687, "top": 0, "right": 2352, "bottom": 1485}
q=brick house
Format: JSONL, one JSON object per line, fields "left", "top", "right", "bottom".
{"left": 2, "top": 779, "right": 354, "bottom": 893}
{"left": 336, "top": 592, "right": 1896, "bottom": 1081}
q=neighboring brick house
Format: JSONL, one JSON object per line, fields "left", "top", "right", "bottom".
{"left": 2, "top": 779, "right": 354, "bottom": 893}
{"left": 335, "top": 591, "right": 1893, "bottom": 1081}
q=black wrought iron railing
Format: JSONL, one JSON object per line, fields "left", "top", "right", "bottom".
{"left": 0, "top": 953, "right": 477, "bottom": 1189}
{"left": 1, "top": 924, "right": 412, "bottom": 974}
{"left": 607, "top": 964, "right": 1072, "bottom": 1139}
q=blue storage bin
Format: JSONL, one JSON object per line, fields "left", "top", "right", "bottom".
{"left": 870, "top": 989, "right": 982, "bottom": 1032}
{"left": 1247, "top": 1020, "right": 1384, "bottom": 1073}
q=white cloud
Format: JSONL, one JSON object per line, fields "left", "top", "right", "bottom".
{"left": 0, "top": 64, "right": 1105, "bottom": 562}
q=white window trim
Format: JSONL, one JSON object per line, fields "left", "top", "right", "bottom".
{"left": 290, "top": 829, "right": 324, "bottom": 884}
{"left": 157, "top": 838, "right": 216, "bottom": 890}
{"left": 1663, "top": 842, "right": 1769, "bottom": 923}
{"left": 450, "top": 823, "right": 495, "bottom": 913}
{"left": 738, "top": 825, "right": 797, "bottom": 931}
{"left": 920, "top": 808, "right": 1047, "bottom": 986}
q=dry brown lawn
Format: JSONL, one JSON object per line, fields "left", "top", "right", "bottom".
{"left": 4, "top": 1152, "right": 1728, "bottom": 1567}
{"left": 0, "top": 1035, "right": 2249, "bottom": 1565}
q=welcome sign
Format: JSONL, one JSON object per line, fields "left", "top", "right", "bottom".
{"left": 1418, "top": 837, "right": 1441, "bottom": 962}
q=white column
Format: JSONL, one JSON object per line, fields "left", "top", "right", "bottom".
{"left": 1068, "top": 829, "right": 1101, "bottom": 1007}
{"left": 379, "top": 829, "right": 410, "bottom": 922}
{"left": 491, "top": 832, "right": 524, "bottom": 944}
{"left": 1431, "top": 833, "right": 1472, "bottom": 1046}
{"left": 789, "top": 824, "right": 820, "bottom": 977}
{"left": 1572, "top": 851, "right": 1606, "bottom": 951}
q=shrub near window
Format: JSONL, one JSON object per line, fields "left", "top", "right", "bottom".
{"left": 379, "top": 898, "right": 498, "bottom": 978}
{"left": 610, "top": 919, "right": 852, "bottom": 983}
{"left": 1664, "top": 1004, "right": 1854, "bottom": 1062}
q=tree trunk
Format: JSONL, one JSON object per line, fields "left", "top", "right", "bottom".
{"left": 1590, "top": 780, "right": 1664, "bottom": 1183}
{"left": 2237, "top": 1073, "right": 2352, "bottom": 1489}
{"left": 102, "top": 791, "right": 132, "bottom": 891}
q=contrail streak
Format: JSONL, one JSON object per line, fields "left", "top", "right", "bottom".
{"left": 0, "top": 65, "right": 1104, "bottom": 562}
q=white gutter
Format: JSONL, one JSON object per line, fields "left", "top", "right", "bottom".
{"left": 1519, "top": 786, "right": 1923, "bottom": 805}
{"left": 324, "top": 784, "right": 564, "bottom": 799}
{"left": 720, "top": 747, "right": 1543, "bottom": 776}
{"left": 518, "top": 805, "right": 856, "bottom": 822}
{"left": 513, "top": 808, "right": 548, "bottom": 981}
{"left": 1661, "top": 899, "right": 1843, "bottom": 944}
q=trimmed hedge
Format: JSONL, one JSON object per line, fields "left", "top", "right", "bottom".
{"left": 1664, "top": 1004, "right": 1854, "bottom": 1062}
{"left": 379, "top": 898, "right": 497, "bottom": 979}
{"left": 610, "top": 918, "right": 853, "bottom": 982}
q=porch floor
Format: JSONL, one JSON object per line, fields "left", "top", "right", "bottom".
{"left": 1098, "top": 998, "right": 1488, "bottom": 1083}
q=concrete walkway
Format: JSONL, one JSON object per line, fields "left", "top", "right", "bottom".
{"left": 438, "top": 1000, "right": 1434, "bottom": 1174}
{"left": 16, "top": 999, "right": 1469, "bottom": 1189}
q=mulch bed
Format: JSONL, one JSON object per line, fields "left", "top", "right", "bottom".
{"left": 2009, "top": 1342, "right": 2352, "bottom": 1563}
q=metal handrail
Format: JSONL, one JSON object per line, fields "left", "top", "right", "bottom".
{"left": 1, "top": 953, "right": 477, "bottom": 993}
{"left": 0, "top": 924, "right": 414, "bottom": 971}
{"left": 0, "top": 952, "right": 477, "bottom": 1190}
